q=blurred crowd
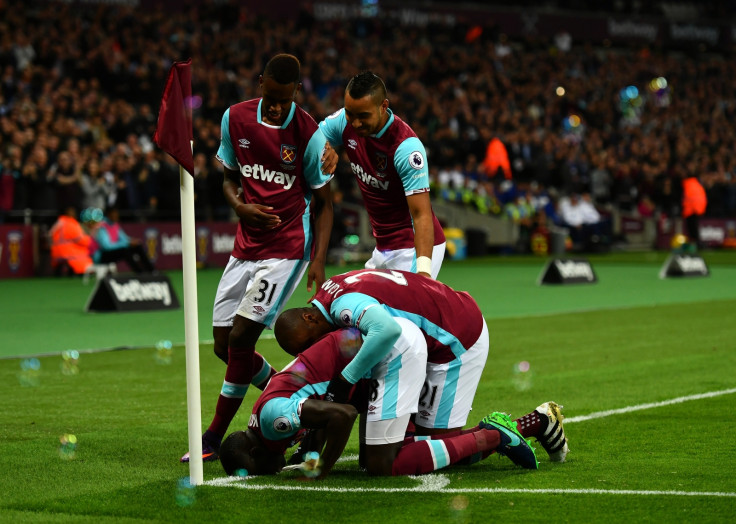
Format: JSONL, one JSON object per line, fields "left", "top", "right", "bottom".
{"left": 1, "top": 0, "right": 736, "bottom": 237}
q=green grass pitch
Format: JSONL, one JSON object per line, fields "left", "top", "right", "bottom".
{"left": 1, "top": 252, "right": 735, "bottom": 522}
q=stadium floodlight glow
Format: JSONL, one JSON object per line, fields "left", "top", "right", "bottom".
{"left": 555, "top": 86, "right": 565, "bottom": 96}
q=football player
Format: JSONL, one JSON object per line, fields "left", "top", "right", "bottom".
{"left": 182, "top": 53, "right": 336, "bottom": 463}
{"left": 319, "top": 72, "right": 446, "bottom": 279}
{"left": 219, "top": 318, "right": 539, "bottom": 478}
{"left": 274, "top": 268, "right": 569, "bottom": 464}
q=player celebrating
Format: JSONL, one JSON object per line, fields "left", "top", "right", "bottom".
{"left": 219, "top": 319, "right": 539, "bottom": 478}
{"left": 274, "top": 269, "right": 569, "bottom": 463}
{"left": 181, "top": 54, "right": 334, "bottom": 463}
{"left": 320, "top": 72, "right": 446, "bottom": 279}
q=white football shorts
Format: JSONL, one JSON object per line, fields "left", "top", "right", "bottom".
{"left": 212, "top": 256, "right": 309, "bottom": 329}
{"left": 364, "top": 317, "right": 428, "bottom": 445}
{"left": 365, "top": 242, "right": 446, "bottom": 279}
{"left": 415, "top": 317, "right": 489, "bottom": 430}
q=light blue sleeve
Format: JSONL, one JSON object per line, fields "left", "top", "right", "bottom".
{"left": 319, "top": 108, "right": 347, "bottom": 147}
{"left": 215, "top": 108, "right": 237, "bottom": 170}
{"left": 330, "top": 295, "right": 402, "bottom": 384}
{"left": 97, "top": 226, "right": 127, "bottom": 250}
{"left": 259, "top": 397, "right": 305, "bottom": 442}
{"left": 394, "top": 137, "right": 430, "bottom": 194}
{"left": 303, "top": 128, "right": 333, "bottom": 189}
{"left": 330, "top": 292, "right": 381, "bottom": 328}
{"left": 117, "top": 228, "right": 130, "bottom": 247}
{"left": 96, "top": 228, "right": 113, "bottom": 250}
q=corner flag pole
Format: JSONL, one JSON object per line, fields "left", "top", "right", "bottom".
{"left": 179, "top": 146, "right": 203, "bottom": 486}
{"left": 153, "top": 59, "right": 203, "bottom": 485}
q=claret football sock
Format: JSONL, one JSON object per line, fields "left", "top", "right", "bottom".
{"left": 515, "top": 410, "right": 543, "bottom": 438}
{"left": 391, "top": 428, "right": 500, "bottom": 475}
{"left": 207, "top": 345, "right": 254, "bottom": 437}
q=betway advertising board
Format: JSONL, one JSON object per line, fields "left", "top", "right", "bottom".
{"left": 85, "top": 274, "right": 180, "bottom": 312}
{"left": 538, "top": 258, "right": 598, "bottom": 285}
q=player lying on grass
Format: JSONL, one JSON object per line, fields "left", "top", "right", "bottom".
{"left": 274, "top": 268, "right": 569, "bottom": 464}
{"left": 219, "top": 318, "right": 563, "bottom": 478}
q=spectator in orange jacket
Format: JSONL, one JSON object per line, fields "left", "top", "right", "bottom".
{"left": 682, "top": 174, "right": 707, "bottom": 248}
{"left": 482, "top": 135, "right": 512, "bottom": 181}
{"left": 49, "top": 206, "right": 93, "bottom": 275}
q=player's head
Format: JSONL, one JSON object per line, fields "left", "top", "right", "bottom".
{"left": 219, "top": 429, "right": 285, "bottom": 476}
{"left": 274, "top": 306, "right": 333, "bottom": 356}
{"left": 344, "top": 71, "right": 389, "bottom": 137}
{"left": 259, "top": 54, "right": 302, "bottom": 126}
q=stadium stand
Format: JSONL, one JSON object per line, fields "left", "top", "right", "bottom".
{"left": 0, "top": 0, "right": 735, "bottom": 263}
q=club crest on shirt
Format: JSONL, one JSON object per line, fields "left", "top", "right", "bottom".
{"left": 374, "top": 152, "right": 388, "bottom": 172}
{"left": 281, "top": 144, "right": 297, "bottom": 164}
{"left": 409, "top": 151, "right": 425, "bottom": 170}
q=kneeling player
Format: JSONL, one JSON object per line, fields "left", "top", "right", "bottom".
{"left": 275, "top": 269, "right": 569, "bottom": 463}
{"left": 220, "top": 319, "right": 541, "bottom": 478}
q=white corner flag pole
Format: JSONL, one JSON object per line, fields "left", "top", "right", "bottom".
{"left": 180, "top": 142, "right": 203, "bottom": 485}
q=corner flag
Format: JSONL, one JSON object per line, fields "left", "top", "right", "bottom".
{"left": 154, "top": 59, "right": 194, "bottom": 175}
{"left": 154, "top": 58, "right": 203, "bottom": 485}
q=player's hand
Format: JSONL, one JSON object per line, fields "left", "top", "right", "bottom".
{"left": 325, "top": 374, "right": 352, "bottom": 404}
{"left": 321, "top": 142, "right": 338, "bottom": 175}
{"left": 417, "top": 271, "right": 431, "bottom": 278}
{"left": 235, "top": 203, "right": 281, "bottom": 229}
{"left": 306, "top": 259, "right": 326, "bottom": 294}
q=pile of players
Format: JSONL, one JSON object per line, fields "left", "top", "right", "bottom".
{"left": 179, "top": 53, "right": 569, "bottom": 479}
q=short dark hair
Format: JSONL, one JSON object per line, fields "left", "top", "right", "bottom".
{"left": 263, "top": 54, "right": 301, "bottom": 85}
{"left": 346, "top": 71, "right": 387, "bottom": 102}
{"left": 219, "top": 431, "right": 251, "bottom": 476}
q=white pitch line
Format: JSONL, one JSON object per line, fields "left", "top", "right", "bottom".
{"left": 205, "top": 476, "right": 736, "bottom": 498}
{"left": 564, "top": 387, "right": 736, "bottom": 424}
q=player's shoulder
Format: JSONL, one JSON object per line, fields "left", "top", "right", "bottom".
{"left": 319, "top": 107, "right": 347, "bottom": 135}
{"left": 388, "top": 114, "right": 419, "bottom": 141}
{"left": 230, "top": 98, "right": 259, "bottom": 112}
{"left": 227, "top": 98, "right": 259, "bottom": 121}
{"left": 292, "top": 103, "right": 320, "bottom": 128}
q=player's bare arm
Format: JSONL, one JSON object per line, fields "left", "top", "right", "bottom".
{"left": 223, "top": 166, "right": 281, "bottom": 229}
{"left": 299, "top": 399, "right": 358, "bottom": 479}
{"left": 406, "top": 192, "right": 435, "bottom": 277}
{"left": 306, "top": 182, "right": 333, "bottom": 293}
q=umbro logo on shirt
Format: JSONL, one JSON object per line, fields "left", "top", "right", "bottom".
{"left": 347, "top": 139, "right": 358, "bottom": 150}
{"left": 238, "top": 138, "right": 250, "bottom": 148}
